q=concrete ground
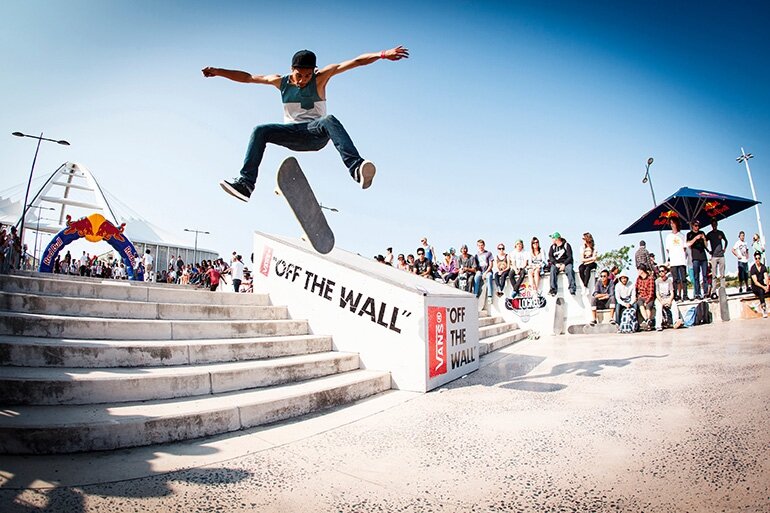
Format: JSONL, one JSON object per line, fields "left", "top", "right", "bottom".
{"left": 2, "top": 319, "right": 769, "bottom": 513}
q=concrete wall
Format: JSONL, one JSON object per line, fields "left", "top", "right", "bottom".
{"left": 252, "top": 232, "right": 478, "bottom": 392}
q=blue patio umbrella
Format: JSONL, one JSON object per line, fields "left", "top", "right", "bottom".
{"left": 620, "top": 187, "right": 760, "bottom": 234}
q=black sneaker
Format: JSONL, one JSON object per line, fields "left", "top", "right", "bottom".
{"left": 219, "top": 178, "right": 253, "bottom": 202}
{"left": 354, "top": 160, "right": 376, "bottom": 189}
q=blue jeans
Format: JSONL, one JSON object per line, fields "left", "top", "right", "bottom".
{"left": 549, "top": 263, "right": 576, "bottom": 294}
{"left": 474, "top": 271, "right": 494, "bottom": 298}
{"left": 692, "top": 259, "right": 708, "bottom": 298}
{"left": 240, "top": 115, "right": 364, "bottom": 186}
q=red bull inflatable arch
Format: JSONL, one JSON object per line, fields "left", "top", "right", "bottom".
{"left": 39, "top": 213, "right": 144, "bottom": 280}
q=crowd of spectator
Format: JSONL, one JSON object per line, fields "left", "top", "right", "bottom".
{"left": 0, "top": 225, "right": 254, "bottom": 294}
{"left": 375, "top": 220, "right": 769, "bottom": 329}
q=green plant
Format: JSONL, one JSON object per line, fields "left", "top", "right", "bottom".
{"left": 596, "top": 245, "right": 634, "bottom": 273}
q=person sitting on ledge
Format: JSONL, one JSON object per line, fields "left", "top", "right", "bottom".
{"left": 590, "top": 269, "right": 616, "bottom": 326}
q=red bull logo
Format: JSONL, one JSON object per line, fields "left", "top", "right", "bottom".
{"left": 505, "top": 284, "right": 547, "bottom": 315}
{"left": 704, "top": 200, "right": 729, "bottom": 218}
{"left": 95, "top": 219, "right": 126, "bottom": 242}
{"left": 63, "top": 215, "right": 95, "bottom": 238}
{"left": 653, "top": 210, "right": 680, "bottom": 227}
{"left": 63, "top": 214, "right": 126, "bottom": 242}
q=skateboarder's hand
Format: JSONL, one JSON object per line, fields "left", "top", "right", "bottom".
{"left": 201, "top": 67, "right": 218, "bottom": 77}
{"left": 382, "top": 46, "right": 410, "bottom": 61}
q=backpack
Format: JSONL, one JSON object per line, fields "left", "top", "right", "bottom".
{"left": 619, "top": 307, "right": 638, "bottom": 333}
{"left": 694, "top": 301, "right": 712, "bottom": 325}
{"left": 683, "top": 306, "right": 697, "bottom": 327}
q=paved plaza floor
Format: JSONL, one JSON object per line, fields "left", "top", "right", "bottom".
{"left": 2, "top": 319, "right": 769, "bottom": 512}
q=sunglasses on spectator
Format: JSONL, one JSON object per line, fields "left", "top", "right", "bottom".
{"left": 498, "top": 246, "right": 504, "bottom": 250}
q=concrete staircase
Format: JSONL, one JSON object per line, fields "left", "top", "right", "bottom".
{"left": 0, "top": 273, "right": 390, "bottom": 454}
{"left": 477, "top": 309, "right": 530, "bottom": 356}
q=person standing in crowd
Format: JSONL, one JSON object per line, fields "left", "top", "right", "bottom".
{"left": 474, "top": 239, "right": 494, "bottom": 299}
{"left": 142, "top": 249, "right": 154, "bottom": 282}
{"left": 706, "top": 220, "right": 727, "bottom": 297}
{"left": 230, "top": 254, "right": 245, "bottom": 292}
{"left": 634, "top": 240, "right": 654, "bottom": 273}
{"left": 420, "top": 237, "right": 436, "bottom": 266}
{"left": 548, "top": 232, "right": 576, "bottom": 296}
{"left": 528, "top": 237, "right": 546, "bottom": 296}
{"left": 665, "top": 218, "right": 688, "bottom": 301}
{"left": 206, "top": 264, "right": 221, "bottom": 292}
{"left": 750, "top": 251, "right": 769, "bottom": 318}
{"left": 578, "top": 232, "right": 597, "bottom": 289}
{"left": 732, "top": 231, "right": 750, "bottom": 293}
{"left": 686, "top": 220, "right": 708, "bottom": 300}
{"left": 751, "top": 233, "right": 765, "bottom": 264}
{"left": 384, "top": 247, "right": 394, "bottom": 266}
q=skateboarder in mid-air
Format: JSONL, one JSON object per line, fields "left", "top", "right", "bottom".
{"left": 202, "top": 46, "right": 409, "bottom": 202}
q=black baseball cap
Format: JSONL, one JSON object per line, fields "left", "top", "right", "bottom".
{"left": 292, "top": 50, "right": 316, "bottom": 69}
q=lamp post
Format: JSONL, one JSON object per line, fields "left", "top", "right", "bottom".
{"left": 12, "top": 132, "right": 70, "bottom": 268}
{"left": 29, "top": 205, "right": 55, "bottom": 267}
{"left": 319, "top": 203, "right": 339, "bottom": 213}
{"left": 736, "top": 148, "right": 765, "bottom": 247}
{"left": 184, "top": 228, "right": 210, "bottom": 264}
{"left": 642, "top": 157, "right": 665, "bottom": 258}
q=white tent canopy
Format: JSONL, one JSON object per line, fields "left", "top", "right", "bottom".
{"left": 0, "top": 162, "right": 217, "bottom": 263}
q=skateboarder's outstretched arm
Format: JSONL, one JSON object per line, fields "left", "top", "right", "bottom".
{"left": 316, "top": 46, "right": 409, "bottom": 84}
{"left": 201, "top": 67, "right": 282, "bottom": 88}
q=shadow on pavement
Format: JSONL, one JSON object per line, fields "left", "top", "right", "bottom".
{"left": 0, "top": 432, "right": 251, "bottom": 513}
{"left": 453, "top": 353, "right": 669, "bottom": 392}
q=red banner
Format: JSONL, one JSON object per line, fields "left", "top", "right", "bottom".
{"left": 260, "top": 246, "right": 273, "bottom": 277}
{"left": 428, "top": 306, "right": 447, "bottom": 378}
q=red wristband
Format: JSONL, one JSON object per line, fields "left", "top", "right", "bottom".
{"left": 380, "top": 50, "right": 386, "bottom": 59}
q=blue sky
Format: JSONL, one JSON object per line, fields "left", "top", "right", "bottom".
{"left": 2, "top": 0, "right": 768, "bottom": 271}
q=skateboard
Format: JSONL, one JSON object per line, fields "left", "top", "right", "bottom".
{"left": 718, "top": 287, "right": 730, "bottom": 321}
{"left": 567, "top": 323, "right": 617, "bottom": 335}
{"left": 275, "top": 157, "right": 335, "bottom": 254}
{"left": 553, "top": 297, "right": 566, "bottom": 335}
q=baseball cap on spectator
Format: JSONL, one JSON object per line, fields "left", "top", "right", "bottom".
{"left": 550, "top": 232, "right": 561, "bottom": 239}
{"left": 442, "top": 250, "right": 452, "bottom": 256}
{"left": 639, "top": 240, "right": 646, "bottom": 247}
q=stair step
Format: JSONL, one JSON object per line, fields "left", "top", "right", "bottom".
{"left": 478, "top": 315, "right": 504, "bottom": 327}
{"left": 0, "top": 274, "right": 268, "bottom": 306}
{"left": 479, "top": 328, "right": 530, "bottom": 356}
{"left": 0, "top": 351, "right": 361, "bottom": 405}
{"left": 479, "top": 322, "right": 519, "bottom": 339}
{"left": 0, "top": 291, "right": 287, "bottom": 320}
{"left": 0, "top": 334, "right": 332, "bottom": 368}
{"left": 0, "top": 369, "right": 391, "bottom": 454}
{"left": 0, "top": 311, "right": 310, "bottom": 340}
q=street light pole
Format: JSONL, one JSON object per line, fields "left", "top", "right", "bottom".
{"left": 737, "top": 148, "right": 765, "bottom": 247}
{"left": 642, "top": 157, "right": 665, "bottom": 259}
{"left": 30, "top": 205, "right": 55, "bottom": 267}
{"left": 184, "top": 228, "right": 210, "bottom": 265}
{"left": 12, "top": 131, "right": 70, "bottom": 269}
